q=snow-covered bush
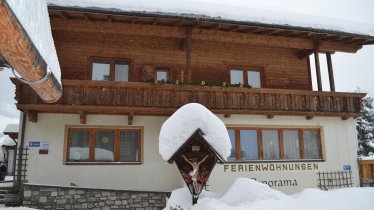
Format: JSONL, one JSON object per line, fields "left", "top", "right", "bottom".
{"left": 356, "top": 95, "right": 374, "bottom": 157}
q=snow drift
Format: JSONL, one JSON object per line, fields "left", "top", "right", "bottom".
{"left": 165, "top": 178, "right": 374, "bottom": 210}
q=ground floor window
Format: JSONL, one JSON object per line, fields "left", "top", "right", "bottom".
{"left": 66, "top": 128, "right": 141, "bottom": 164}
{"left": 227, "top": 127, "right": 322, "bottom": 161}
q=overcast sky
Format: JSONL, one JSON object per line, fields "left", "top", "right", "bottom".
{"left": 0, "top": 0, "right": 373, "bottom": 120}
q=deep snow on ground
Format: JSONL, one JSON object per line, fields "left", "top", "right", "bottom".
{"left": 165, "top": 178, "right": 374, "bottom": 210}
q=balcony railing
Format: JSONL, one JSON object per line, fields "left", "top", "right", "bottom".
{"left": 13, "top": 79, "right": 365, "bottom": 118}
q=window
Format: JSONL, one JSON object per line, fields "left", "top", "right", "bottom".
{"left": 262, "top": 130, "right": 280, "bottom": 160}
{"left": 156, "top": 69, "right": 169, "bottom": 82}
{"left": 230, "top": 69, "right": 244, "bottom": 84}
{"left": 66, "top": 128, "right": 141, "bottom": 164}
{"left": 91, "top": 58, "right": 130, "bottom": 81}
{"left": 247, "top": 70, "right": 261, "bottom": 88}
{"left": 228, "top": 128, "right": 322, "bottom": 161}
{"left": 240, "top": 130, "right": 258, "bottom": 160}
{"left": 230, "top": 68, "right": 262, "bottom": 88}
{"left": 92, "top": 62, "right": 110, "bottom": 81}
{"left": 115, "top": 62, "right": 129, "bottom": 82}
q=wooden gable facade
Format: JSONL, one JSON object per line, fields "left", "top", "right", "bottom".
{"left": 12, "top": 6, "right": 374, "bottom": 121}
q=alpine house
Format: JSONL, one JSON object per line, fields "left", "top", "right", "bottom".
{"left": 4, "top": 0, "right": 374, "bottom": 209}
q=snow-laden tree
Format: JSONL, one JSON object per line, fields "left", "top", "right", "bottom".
{"left": 356, "top": 95, "right": 374, "bottom": 157}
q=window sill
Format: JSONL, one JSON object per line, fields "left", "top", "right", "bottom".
{"left": 65, "top": 161, "right": 142, "bottom": 165}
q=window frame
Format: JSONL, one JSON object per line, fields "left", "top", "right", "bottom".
{"left": 155, "top": 68, "right": 170, "bottom": 82}
{"left": 228, "top": 66, "right": 264, "bottom": 88}
{"left": 227, "top": 127, "right": 323, "bottom": 162}
{"left": 90, "top": 57, "right": 131, "bottom": 82}
{"left": 65, "top": 127, "right": 142, "bottom": 165}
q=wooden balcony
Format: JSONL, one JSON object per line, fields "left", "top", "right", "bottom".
{"left": 13, "top": 79, "right": 365, "bottom": 121}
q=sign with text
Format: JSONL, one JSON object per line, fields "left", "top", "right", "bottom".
{"left": 29, "top": 141, "right": 40, "bottom": 148}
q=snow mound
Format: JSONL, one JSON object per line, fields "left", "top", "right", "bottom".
{"left": 0, "top": 135, "right": 16, "bottom": 146}
{"left": 165, "top": 178, "right": 374, "bottom": 210}
{"left": 218, "top": 178, "right": 286, "bottom": 205}
{"left": 165, "top": 187, "right": 216, "bottom": 210}
{"left": 159, "top": 103, "right": 231, "bottom": 161}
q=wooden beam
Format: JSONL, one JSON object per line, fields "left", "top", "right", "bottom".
{"left": 306, "top": 115, "right": 314, "bottom": 120}
{"left": 51, "top": 18, "right": 186, "bottom": 39}
{"left": 297, "top": 49, "right": 314, "bottom": 59}
{"left": 267, "top": 114, "right": 274, "bottom": 119}
{"left": 128, "top": 112, "right": 134, "bottom": 125}
{"left": 16, "top": 103, "right": 363, "bottom": 119}
{"left": 342, "top": 116, "right": 349, "bottom": 120}
{"left": 0, "top": 1, "right": 62, "bottom": 103}
{"left": 314, "top": 52, "right": 323, "bottom": 91}
{"left": 191, "top": 28, "right": 361, "bottom": 53}
{"left": 186, "top": 27, "right": 192, "bottom": 83}
{"left": 27, "top": 111, "right": 38, "bottom": 123}
{"left": 307, "top": 57, "right": 313, "bottom": 90}
{"left": 326, "top": 53, "right": 336, "bottom": 92}
{"left": 79, "top": 113, "right": 86, "bottom": 124}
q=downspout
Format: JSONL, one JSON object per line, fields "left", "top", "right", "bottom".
{"left": 0, "top": 0, "right": 62, "bottom": 103}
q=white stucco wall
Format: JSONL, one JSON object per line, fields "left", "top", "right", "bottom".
{"left": 23, "top": 113, "right": 359, "bottom": 194}
{"left": 209, "top": 115, "right": 360, "bottom": 194}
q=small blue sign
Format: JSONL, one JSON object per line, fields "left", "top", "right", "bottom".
{"left": 343, "top": 165, "right": 351, "bottom": 171}
{"left": 29, "top": 141, "right": 40, "bottom": 148}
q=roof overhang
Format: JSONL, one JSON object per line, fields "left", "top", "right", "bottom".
{"left": 47, "top": 5, "right": 374, "bottom": 52}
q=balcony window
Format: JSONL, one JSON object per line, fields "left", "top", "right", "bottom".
{"left": 230, "top": 68, "right": 262, "bottom": 87}
{"left": 228, "top": 127, "right": 322, "bottom": 161}
{"left": 115, "top": 62, "right": 129, "bottom": 82}
{"left": 66, "top": 127, "right": 141, "bottom": 164}
{"left": 247, "top": 70, "right": 261, "bottom": 88}
{"left": 92, "top": 62, "right": 110, "bottom": 81}
{"left": 91, "top": 58, "right": 130, "bottom": 81}
{"left": 230, "top": 69, "right": 244, "bottom": 84}
{"left": 156, "top": 69, "right": 168, "bottom": 82}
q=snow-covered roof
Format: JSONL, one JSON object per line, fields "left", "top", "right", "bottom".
{"left": 0, "top": 135, "right": 16, "bottom": 147}
{"left": 47, "top": 0, "right": 374, "bottom": 38}
{"left": 159, "top": 103, "right": 231, "bottom": 161}
{"left": 6, "top": 0, "right": 61, "bottom": 85}
{"left": 0, "top": 115, "right": 18, "bottom": 134}
{"left": 3, "top": 123, "right": 18, "bottom": 133}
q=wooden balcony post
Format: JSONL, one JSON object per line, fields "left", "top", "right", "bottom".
{"left": 314, "top": 52, "right": 322, "bottom": 91}
{"left": 326, "top": 53, "right": 336, "bottom": 92}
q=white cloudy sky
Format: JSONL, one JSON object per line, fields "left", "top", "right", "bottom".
{"left": 0, "top": 0, "right": 373, "bottom": 122}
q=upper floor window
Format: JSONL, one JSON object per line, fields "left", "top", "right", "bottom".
{"left": 66, "top": 127, "right": 141, "bottom": 164}
{"left": 156, "top": 69, "right": 169, "bottom": 82}
{"left": 230, "top": 68, "right": 262, "bottom": 88}
{"left": 227, "top": 127, "right": 322, "bottom": 161}
{"left": 91, "top": 58, "right": 129, "bottom": 82}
